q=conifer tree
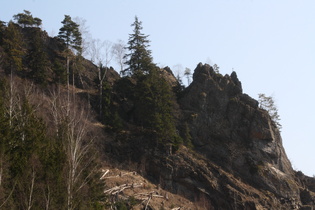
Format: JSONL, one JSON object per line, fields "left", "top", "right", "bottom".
{"left": 58, "top": 15, "right": 82, "bottom": 55}
{"left": 0, "top": 79, "right": 11, "bottom": 208}
{"left": 134, "top": 68, "right": 181, "bottom": 147}
{"left": 9, "top": 98, "right": 46, "bottom": 210}
{"left": 58, "top": 15, "right": 82, "bottom": 105}
{"left": 2, "top": 21, "right": 25, "bottom": 74}
{"left": 28, "top": 29, "right": 49, "bottom": 85}
{"left": 258, "top": 93, "right": 282, "bottom": 130}
{"left": 0, "top": 21, "right": 6, "bottom": 45}
{"left": 13, "top": 10, "right": 42, "bottom": 28}
{"left": 124, "top": 16, "right": 154, "bottom": 76}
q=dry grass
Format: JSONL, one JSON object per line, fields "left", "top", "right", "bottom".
{"left": 101, "top": 167, "right": 201, "bottom": 210}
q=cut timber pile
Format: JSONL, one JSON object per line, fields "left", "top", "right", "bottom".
{"left": 101, "top": 168, "right": 201, "bottom": 210}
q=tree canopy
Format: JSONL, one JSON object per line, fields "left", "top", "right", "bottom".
{"left": 258, "top": 93, "right": 282, "bottom": 131}
{"left": 13, "top": 10, "right": 42, "bottom": 28}
{"left": 124, "top": 16, "right": 154, "bottom": 76}
{"left": 58, "top": 15, "right": 82, "bottom": 55}
{"left": 2, "top": 21, "right": 25, "bottom": 73}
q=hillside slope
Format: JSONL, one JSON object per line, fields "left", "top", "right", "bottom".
{"left": 1, "top": 22, "right": 315, "bottom": 209}
{"left": 103, "top": 63, "right": 315, "bottom": 209}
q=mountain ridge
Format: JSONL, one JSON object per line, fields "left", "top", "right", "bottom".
{"left": 0, "top": 21, "right": 315, "bottom": 209}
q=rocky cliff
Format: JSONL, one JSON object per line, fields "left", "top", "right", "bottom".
{"left": 104, "top": 63, "right": 315, "bottom": 209}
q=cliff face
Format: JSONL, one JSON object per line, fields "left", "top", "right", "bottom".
{"left": 115, "top": 63, "right": 315, "bottom": 209}
{"left": 179, "top": 63, "right": 296, "bottom": 195}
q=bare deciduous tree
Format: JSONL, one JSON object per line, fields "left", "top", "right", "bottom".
{"left": 66, "top": 106, "right": 95, "bottom": 210}
{"left": 73, "top": 17, "right": 91, "bottom": 58}
{"left": 112, "top": 39, "right": 126, "bottom": 75}
{"left": 184, "top": 67, "right": 192, "bottom": 86}
{"left": 89, "top": 39, "right": 113, "bottom": 116}
{"left": 173, "top": 64, "right": 183, "bottom": 82}
{"left": 48, "top": 90, "right": 98, "bottom": 210}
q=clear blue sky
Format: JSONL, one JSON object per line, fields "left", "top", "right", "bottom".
{"left": 2, "top": 0, "right": 315, "bottom": 176}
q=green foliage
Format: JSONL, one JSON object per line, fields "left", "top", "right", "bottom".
{"left": 134, "top": 68, "right": 181, "bottom": 146}
{"left": 0, "top": 86, "right": 53, "bottom": 209}
{"left": 13, "top": 10, "right": 42, "bottom": 28}
{"left": 58, "top": 15, "right": 82, "bottom": 55}
{"left": 100, "top": 80, "right": 123, "bottom": 131}
{"left": 213, "top": 64, "right": 220, "bottom": 74}
{"left": 8, "top": 97, "right": 45, "bottom": 178}
{"left": 2, "top": 21, "right": 25, "bottom": 73}
{"left": 173, "top": 70, "right": 185, "bottom": 98}
{"left": 182, "top": 122, "right": 193, "bottom": 148}
{"left": 27, "top": 29, "right": 49, "bottom": 85}
{"left": 0, "top": 78, "right": 104, "bottom": 209}
{"left": 124, "top": 16, "right": 154, "bottom": 76}
{"left": 101, "top": 80, "right": 112, "bottom": 122}
{"left": 53, "top": 59, "right": 67, "bottom": 84}
{"left": 115, "top": 201, "right": 128, "bottom": 210}
{"left": 0, "top": 80, "right": 11, "bottom": 203}
{"left": 258, "top": 93, "right": 282, "bottom": 131}
{"left": 0, "top": 20, "right": 6, "bottom": 45}
{"left": 114, "top": 196, "right": 139, "bottom": 210}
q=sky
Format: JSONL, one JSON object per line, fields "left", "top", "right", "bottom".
{"left": 2, "top": 0, "right": 315, "bottom": 176}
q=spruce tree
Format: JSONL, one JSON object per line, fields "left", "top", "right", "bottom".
{"left": 134, "top": 68, "right": 181, "bottom": 147}
{"left": 28, "top": 29, "right": 49, "bottom": 85}
{"left": 124, "top": 16, "right": 154, "bottom": 76}
{"left": 7, "top": 96, "right": 48, "bottom": 209}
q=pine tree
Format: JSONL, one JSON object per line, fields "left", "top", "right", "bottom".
{"left": 124, "top": 16, "right": 154, "bottom": 76}
{"left": 58, "top": 15, "right": 82, "bottom": 100}
{"left": 13, "top": 10, "right": 42, "bottom": 28}
{"left": 258, "top": 93, "right": 282, "bottom": 131}
{"left": 58, "top": 15, "right": 82, "bottom": 55}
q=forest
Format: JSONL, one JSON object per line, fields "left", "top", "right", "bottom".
{"left": 0, "top": 10, "right": 288, "bottom": 209}
{"left": 0, "top": 10, "right": 191, "bottom": 209}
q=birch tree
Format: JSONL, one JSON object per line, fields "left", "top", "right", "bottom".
{"left": 73, "top": 17, "right": 91, "bottom": 58}
{"left": 112, "top": 39, "right": 126, "bottom": 75}
{"left": 48, "top": 90, "right": 102, "bottom": 209}
{"left": 89, "top": 39, "right": 113, "bottom": 117}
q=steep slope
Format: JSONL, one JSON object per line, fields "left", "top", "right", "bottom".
{"left": 2, "top": 22, "right": 315, "bottom": 209}
{"left": 179, "top": 63, "right": 296, "bottom": 197}
{"left": 104, "top": 63, "right": 315, "bottom": 209}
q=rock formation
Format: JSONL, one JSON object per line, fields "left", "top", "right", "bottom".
{"left": 105, "top": 63, "right": 315, "bottom": 209}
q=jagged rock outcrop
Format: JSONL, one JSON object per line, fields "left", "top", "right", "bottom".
{"left": 179, "top": 63, "right": 298, "bottom": 197}
{"left": 104, "top": 63, "right": 315, "bottom": 209}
